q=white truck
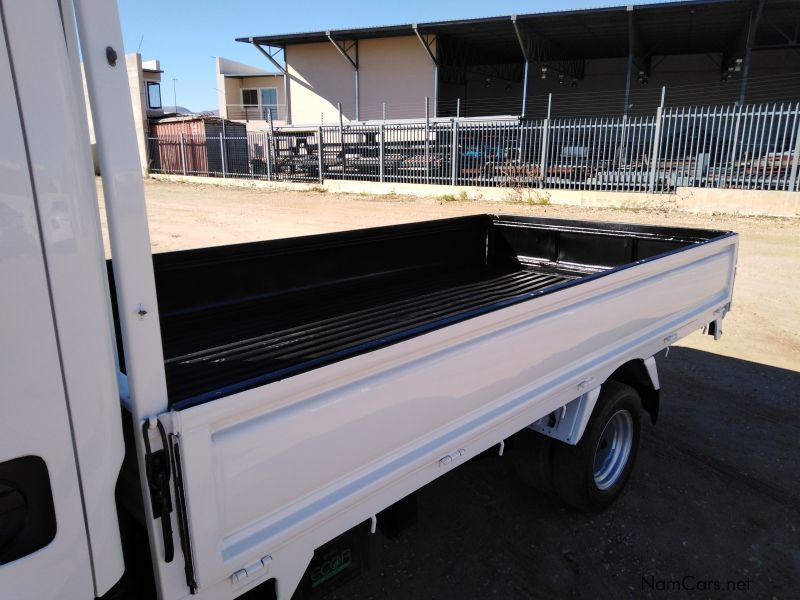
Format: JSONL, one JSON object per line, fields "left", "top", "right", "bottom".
{"left": 0, "top": 2, "right": 738, "bottom": 599}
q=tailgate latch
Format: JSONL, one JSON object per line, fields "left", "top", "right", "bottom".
{"left": 142, "top": 418, "right": 174, "bottom": 563}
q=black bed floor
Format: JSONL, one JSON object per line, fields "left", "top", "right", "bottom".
{"left": 162, "top": 263, "right": 580, "bottom": 407}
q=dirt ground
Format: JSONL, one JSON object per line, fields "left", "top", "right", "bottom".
{"left": 99, "top": 179, "right": 800, "bottom": 599}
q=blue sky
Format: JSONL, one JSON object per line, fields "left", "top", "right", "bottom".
{"left": 119, "top": 0, "right": 671, "bottom": 111}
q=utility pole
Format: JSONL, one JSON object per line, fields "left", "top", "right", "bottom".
{"left": 172, "top": 78, "right": 178, "bottom": 111}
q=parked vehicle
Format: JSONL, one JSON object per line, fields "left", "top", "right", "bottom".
{"left": 0, "top": 2, "right": 738, "bottom": 600}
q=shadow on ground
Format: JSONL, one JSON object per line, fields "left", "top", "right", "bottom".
{"left": 325, "top": 347, "right": 800, "bottom": 599}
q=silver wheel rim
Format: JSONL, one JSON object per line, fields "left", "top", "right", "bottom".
{"left": 593, "top": 409, "right": 634, "bottom": 491}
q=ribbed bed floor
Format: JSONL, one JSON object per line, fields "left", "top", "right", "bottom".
{"left": 162, "top": 264, "right": 577, "bottom": 406}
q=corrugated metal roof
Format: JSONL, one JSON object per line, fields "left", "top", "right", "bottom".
{"left": 235, "top": 0, "right": 798, "bottom": 63}
{"left": 235, "top": 0, "right": 677, "bottom": 42}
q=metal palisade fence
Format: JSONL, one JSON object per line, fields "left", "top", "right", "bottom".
{"left": 146, "top": 101, "right": 800, "bottom": 193}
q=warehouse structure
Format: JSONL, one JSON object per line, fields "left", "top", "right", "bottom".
{"left": 226, "top": 0, "right": 799, "bottom": 126}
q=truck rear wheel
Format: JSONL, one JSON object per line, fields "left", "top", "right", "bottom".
{"left": 550, "top": 381, "right": 642, "bottom": 512}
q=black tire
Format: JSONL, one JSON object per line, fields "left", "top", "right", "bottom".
{"left": 550, "top": 381, "right": 642, "bottom": 512}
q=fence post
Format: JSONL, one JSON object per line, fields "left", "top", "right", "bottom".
{"left": 724, "top": 106, "right": 743, "bottom": 188}
{"left": 179, "top": 132, "right": 187, "bottom": 175}
{"left": 788, "top": 104, "right": 800, "bottom": 191}
{"left": 648, "top": 86, "right": 666, "bottom": 192}
{"left": 317, "top": 126, "right": 324, "bottom": 184}
{"left": 382, "top": 102, "right": 386, "bottom": 121}
{"left": 424, "top": 96, "right": 430, "bottom": 184}
{"left": 620, "top": 114, "right": 630, "bottom": 169}
{"left": 539, "top": 93, "right": 552, "bottom": 187}
{"left": 379, "top": 122, "right": 385, "bottom": 183}
{"left": 267, "top": 108, "right": 276, "bottom": 181}
{"left": 264, "top": 131, "right": 272, "bottom": 181}
{"left": 145, "top": 135, "right": 153, "bottom": 173}
{"left": 338, "top": 102, "right": 346, "bottom": 177}
{"left": 219, "top": 132, "right": 227, "bottom": 178}
{"left": 451, "top": 119, "right": 458, "bottom": 186}
{"left": 456, "top": 98, "right": 461, "bottom": 118}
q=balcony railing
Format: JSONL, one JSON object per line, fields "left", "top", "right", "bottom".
{"left": 226, "top": 103, "right": 287, "bottom": 123}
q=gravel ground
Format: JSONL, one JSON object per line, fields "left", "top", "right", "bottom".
{"left": 99, "top": 179, "right": 800, "bottom": 599}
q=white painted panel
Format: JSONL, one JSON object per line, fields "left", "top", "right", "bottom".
{"left": 0, "top": 3, "right": 93, "bottom": 596}
{"left": 173, "top": 235, "right": 736, "bottom": 595}
{"left": 73, "top": 0, "right": 186, "bottom": 596}
{"left": 2, "top": 1, "right": 126, "bottom": 593}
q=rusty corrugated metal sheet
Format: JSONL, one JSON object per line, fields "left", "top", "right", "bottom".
{"left": 150, "top": 118, "right": 208, "bottom": 174}
{"left": 149, "top": 117, "right": 248, "bottom": 175}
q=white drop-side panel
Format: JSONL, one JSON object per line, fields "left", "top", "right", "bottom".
{"left": 172, "top": 235, "right": 736, "bottom": 598}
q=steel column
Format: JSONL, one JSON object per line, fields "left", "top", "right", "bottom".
{"left": 328, "top": 34, "right": 359, "bottom": 121}
{"left": 539, "top": 94, "right": 552, "bottom": 186}
{"left": 251, "top": 42, "right": 292, "bottom": 124}
{"left": 739, "top": 0, "right": 766, "bottom": 106}
{"left": 521, "top": 61, "right": 529, "bottom": 117}
{"left": 511, "top": 16, "right": 530, "bottom": 118}
{"left": 338, "top": 102, "right": 346, "bottom": 176}
{"left": 413, "top": 25, "right": 438, "bottom": 120}
{"left": 433, "top": 65, "right": 439, "bottom": 119}
{"left": 379, "top": 123, "right": 385, "bottom": 183}
{"left": 355, "top": 69, "right": 360, "bottom": 121}
{"left": 623, "top": 7, "right": 635, "bottom": 116}
{"left": 451, "top": 119, "right": 459, "bottom": 185}
{"left": 267, "top": 108, "right": 276, "bottom": 180}
{"left": 318, "top": 126, "right": 324, "bottom": 183}
{"left": 787, "top": 105, "right": 800, "bottom": 191}
{"left": 284, "top": 64, "right": 291, "bottom": 124}
{"left": 219, "top": 132, "right": 226, "bottom": 178}
{"left": 623, "top": 52, "right": 634, "bottom": 116}
{"left": 264, "top": 131, "right": 272, "bottom": 180}
{"left": 425, "top": 97, "right": 430, "bottom": 184}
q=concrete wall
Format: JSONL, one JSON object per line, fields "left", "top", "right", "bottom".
{"left": 358, "top": 36, "right": 436, "bottom": 121}
{"left": 286, "top": 41, "right": 358, "bottom": 124}
{"left": 151, "top": 173, "right": 800, "bottom": 218}
{"left": 286, "top": 36, "right": 435, "bottom": 125}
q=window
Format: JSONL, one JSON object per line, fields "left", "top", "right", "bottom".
{"left": 241, "top": 87, "right": 279, "bottom": 120}
{"left": 242, "top": 89, "right": 258, "bottom": 106}
{"left": 146, "top": 81, "right": 162, "bottom": 109}
{"left": 260, "top": 88, "right": 278, "bottom": 120}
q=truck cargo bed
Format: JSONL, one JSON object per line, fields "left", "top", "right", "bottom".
{"left": 109, "top": 215, "right": 729, "bottom": 409}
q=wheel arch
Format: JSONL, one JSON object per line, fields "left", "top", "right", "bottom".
{"left": 607, "top": 357, "right": 660, "bottom": 424}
